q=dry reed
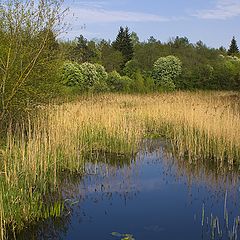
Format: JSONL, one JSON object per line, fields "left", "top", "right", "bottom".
{"left": 0, "top": 91, "right": 239, "bottom": 239}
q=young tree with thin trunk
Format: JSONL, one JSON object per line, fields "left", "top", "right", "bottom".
{"left": 0, "top": 0, "right": 67, "bottom": 127}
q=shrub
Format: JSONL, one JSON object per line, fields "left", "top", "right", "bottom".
{"left": 107, "top": 71, "right": 132, "bottom": 92}
{"left": 145, "top": 76, "right": 155, "bottom": 92}
{"left": 157, "top": 77, "right": 176, "bottom": 92}
{"left": 61, "top": 61, "right": 84, "bottom": 87}
{"left": 121, "top": 76, "right": 133, "bottom": 92}
{"left": 123, "top": 60, "right": 140, "bottom": 78}
{"left": 91, "top": 80, "right": 109, "bottom": 93}
{"left": 94, "top": 63, "right": 108, "bottom": 82}
{"left": 61, "top": 61, "right": 109, "bottom": 92}
{"left": 152, "top": 55, "right": 182, "bottom": 90}
{"left": 131, "top": 70, "right": 146, "bottom": 93}
{"left": 79, "top": 62, "right": 99, "bottom": 90}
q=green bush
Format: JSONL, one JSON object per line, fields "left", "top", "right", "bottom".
{"left": 152, "top": 55, "right": 182, "bottom": 90}
{"left": 131, "top": 70, "right": 146, "bottom": 93}
{"left": 157, "top": 77, "right": 176, "bottom": 92}
{"left": 107, "top": 71, "right": 132, "bottom": 92}
{"left": 123, "top": 60, "right": 140, "bottom": 78}
{"left": 61, "top": 61, "right": 109, "bottom": 92}
{"left": 212, "top": 56, "right": 240, "bottom": 90}
{"left": 79, "top": 62, "right": 100, "bottom": 90}
{"left": 145, "top": 76, "right": 155, "bottom": 92}
{"left": 62, "top": 61, "right": 84, "bottom": 87}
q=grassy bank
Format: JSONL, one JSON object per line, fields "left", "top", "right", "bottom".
{"left": 0, "top": 91, "right": 240, "bottom": 239}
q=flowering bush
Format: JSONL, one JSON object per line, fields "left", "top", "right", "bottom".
{"left": 152, "top": 55, "right": 182, "bottom": 90}
{"left": 61, "top": 61, "right": 109, "bottom": 92}
{"left": 61, "top": 61, "right": 84, "bottom": 87}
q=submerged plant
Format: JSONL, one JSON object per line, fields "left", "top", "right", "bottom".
{"left": 111, "top": 232, "right": 135, "bottom": 240}
{"left": 200, "top": 191, "right": 240, "bottom": 240}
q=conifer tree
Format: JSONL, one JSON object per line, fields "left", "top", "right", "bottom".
{"left": 112, "top": 26, "right": 133, "bottom": 66}
{"left": 228, "top": 36, "right": 239, "bottom": 55}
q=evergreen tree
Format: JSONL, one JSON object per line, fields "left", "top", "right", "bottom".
{"left": 112, "top": 26, "right": 133, "bottom": 66}
{"left": 228, "top": 36, "right": 239, "bottom": 55}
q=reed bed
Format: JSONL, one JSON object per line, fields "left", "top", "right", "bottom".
{"left": 0, "top": 91, "right": 239, "bottom": 239}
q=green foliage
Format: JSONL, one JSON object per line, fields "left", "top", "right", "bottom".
{"left": 112, "top": 26, "right": 134, "bottom": 66}
{"left": 133, "top": 41, "right": 163, "bottom": 71}
{"left": 107, "top": 71, "right": 132, "bottom": 92}
{"left": 79, "top": 62, "right": 104, "bottom": 90}
{"left": 169, "top": 36, "right": 190, "bottom": 49}
{"left": 131, "top": 70, "right": 146, "bottom": 93}
{"left": 228, "top": 36, "right": 239, "bottom": 56}
{"left": 178, "top": 64, "right": 214, "bottom": 90}
{"left": 152, "top": 55, "right": 182, "bottom": 91}
{"left": 61, "top": 31, "right": 240, "bottom": 91}
{"left": 61, "top": 61, "right": 109, "bottom": 92}
{"left": 130, "top": 31, "right": 140, "bottom": 46}
{"left": 70, "top": 35, "right": 100, "bottom": 63}
{"left": 99, "top": 40, "right": 124, "bottom": 72}
{"left": 145, "top": 76, "right": 155, "bottom": 92}
{"left": 123, "top": 60, "right": 140, "bottom": 78}
{"left": 212, "top": 56, "right": 240, "bottom": 90}
{"left": 62, "top": 61, "right": 84, "bottom": 87}
{"left": 0, "top": 0, "right": 65, "bottom": 127}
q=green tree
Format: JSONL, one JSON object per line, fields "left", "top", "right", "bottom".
{"left": 0, "top": 0, "right": 65, "bottom": 126}
{"left": 130, "top": 31, "right": 140, "bottom": 46}
{"left": 148, "top": 36, "right": 160, "bottom": 44}
{"left": 112, "top": 26, "right": 134, "bottom": 66}
{"left": 71, "top": 35, "right": 99, "bottom": 63}
{"left": 133, "top": 41, "right": 164, "bottom": 72}
{"left": 228, "top": 36, "right": 239, "bottom": 56}
{"left": 99, "top": 40, "right": 124, "bottom": 72}
{"left": 169, "top": 36, "right": 190, "bottom": 49}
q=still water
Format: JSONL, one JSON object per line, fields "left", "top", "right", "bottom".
{"left": 19, "top": 140, "right": 240, "bottom": 240}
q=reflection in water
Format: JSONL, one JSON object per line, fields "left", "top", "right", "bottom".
{"left": 16, "top": 140, "right": 240, "bottom": 240}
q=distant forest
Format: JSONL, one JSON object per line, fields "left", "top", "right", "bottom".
{"left": 60, "top": 27, "right": 240, "bottom": 91}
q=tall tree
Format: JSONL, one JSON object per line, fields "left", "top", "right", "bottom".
{"left": 130, "top": 31, "right": 140, "bottom": 46}
{"left": 71, "top": 35, "right": 99, "bottom": 63}
{"left": 228, "top": 36, "right": 239, "bottom": 55}
{"left": 99, "top": 40, "right": 124, "bottom": 72}
{"left": 112, "top": 26, "right": 133, "bottom": 66}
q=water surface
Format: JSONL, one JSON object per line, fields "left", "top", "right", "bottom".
{"left": 19, "top": 141, "right": 240, "bottom": 240}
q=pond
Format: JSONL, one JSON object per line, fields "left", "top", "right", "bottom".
{"left": 17, "top": 140, "right": 240, "bottom": 240}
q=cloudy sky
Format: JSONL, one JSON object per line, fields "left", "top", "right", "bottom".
{"left": 63, "top": 0, "right": 240, "bottom": 48}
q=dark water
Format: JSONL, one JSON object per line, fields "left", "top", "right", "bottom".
{"left": 19, "top": 141, "right": 240, "bottom": 240}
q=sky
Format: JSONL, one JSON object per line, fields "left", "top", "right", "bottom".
{"left": 62, "top": 0, "right": 240, "bottom": 48}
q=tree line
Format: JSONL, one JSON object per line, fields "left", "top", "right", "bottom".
{"left": 62, "top": 28, "right": 240, "bottom": 91}
{"left": 0, "top": 0, "right": 240, "bottom": 130}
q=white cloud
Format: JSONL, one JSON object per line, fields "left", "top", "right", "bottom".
{"left": 64, "top": 2, "right": 172, "bottom": 24}
{"left": 193, "top": 0, "right": 240, "bottom": 19}
{"left": 72, "top": 1, "right": 107, "bottom": 8}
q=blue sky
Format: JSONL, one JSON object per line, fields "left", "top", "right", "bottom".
{"left": 63, "top": 0, "right": 240, "bottom": 48}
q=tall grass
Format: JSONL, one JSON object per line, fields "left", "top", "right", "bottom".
{"left": 0, "top": 91, "right": 239, "bottom": 239}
